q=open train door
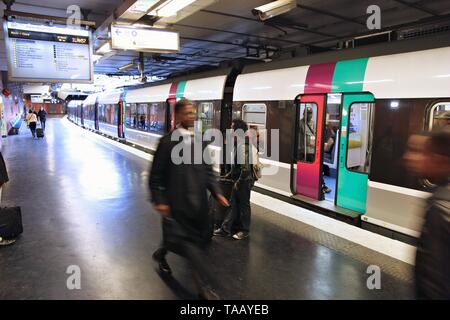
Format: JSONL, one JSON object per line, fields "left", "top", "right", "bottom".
{"left": 293, "top": 94, "right": 326, "bottom": 200}
{"left": 336, "top": 93, "right": 375, "bottom": 213}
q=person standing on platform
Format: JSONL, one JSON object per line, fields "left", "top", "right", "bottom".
{"left": 37, "top": 107, "right": 47, "bottom": 130}
{"left": 214, "top": 119, "right": 256, "bottom": 240}
{"left": 404, "top": 128, "right": 450, "bottom": 299}
{"left": 25, "top": 110, "right": 37, "bottom": 138}
{"left": 149, "top": 98, "right": 229, "bottom": 300}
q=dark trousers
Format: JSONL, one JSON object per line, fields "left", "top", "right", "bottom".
{"left": 221, "top": 179, "right": 254, "bottom": 234}
{"left": 29, "top": 122, "right": 37, "bottom": 137}
{"left": 155, "top": 218, "right": 216, "bottom": 289}
{"left": 40, "top": 120, "right": 46, "bottom": 130}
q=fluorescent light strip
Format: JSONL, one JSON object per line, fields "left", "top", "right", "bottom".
{"left": 150, "top": 0, "right": 197, "bottom": 17}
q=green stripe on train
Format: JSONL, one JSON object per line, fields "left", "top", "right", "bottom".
{"left": 332, "top": 58, "right": 369, "bottom": 93}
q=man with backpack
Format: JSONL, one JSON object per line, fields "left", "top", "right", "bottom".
{"left": 214, "top": 119, "right": 259, "bottom": 240}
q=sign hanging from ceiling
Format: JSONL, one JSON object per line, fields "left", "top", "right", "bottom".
{"left": 3, "top": 21, "right": 94, "bottom": 83}
{"left": 111, "top": 24, "right": 180, "bottom": 53}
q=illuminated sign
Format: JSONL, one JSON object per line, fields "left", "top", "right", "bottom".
{"left": 111, "top": 24, "right": 179, "bottom": 53}
{"left": 4, "top": 21, "right": 94, "bottom": 83}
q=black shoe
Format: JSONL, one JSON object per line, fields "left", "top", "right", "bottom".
{"left": 152, "top": 251, "right": 172, "bottom": 275}
{"left": 213, "top": 228, "right": 229, "bottom": 237}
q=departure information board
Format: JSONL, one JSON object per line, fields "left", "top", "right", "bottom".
{"left": 4, "top": 21, "right": 94, "bottom": 83}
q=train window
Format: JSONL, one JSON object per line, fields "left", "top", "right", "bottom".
{"left": 346, "top": 102, "right": 375, "bottom": 174}
{"left": 297, "top": 103, "right": 318, "bottom": 163}
{"left": 127, "top": 103, "right": 137, "bottom": 128}
{"left": 197, "top": 102, "right": 214, "bottom": 132}
{"left": 243, "top": 104, "right": 266, "bottom": 127}
{"left": 136, "top": 103, "right": 148, "bottom": 131}
{"left": 243, "top": 104, "right": 267, "bottom": 153}
{"left": 428, "top": 102, "right": 450, "bottom": 130}
{"left": 148, "top": 103, "right": 165, "bottom": 134}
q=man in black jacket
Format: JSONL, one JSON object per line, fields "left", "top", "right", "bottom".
{"left": 149, "top": 98, "right": 229, "bottom": 299}
{"left": 37, "top": 107, "right": 47, "bottom": 130}
{"left": 404, "top": 128, "right": 450, "bottom": 299}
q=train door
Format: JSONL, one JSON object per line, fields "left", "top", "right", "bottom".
{"left": 294, "top": 94, "right": 326, "bottom": 199}
{"left": 336, "top": 93, "right": 375, "bottom": 213}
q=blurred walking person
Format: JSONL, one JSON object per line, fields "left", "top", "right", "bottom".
{"left": 149, "top": 98, "right": 229, "bottom": 300}
{"left": 26, "top": 110, "right": 37, "bottom": 138}
{"left": 404, "top": 128, "right": 450, "bottom": 299}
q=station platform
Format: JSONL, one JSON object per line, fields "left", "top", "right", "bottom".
{"left": 0, "top": 118, "right": 415, "bottom": 299}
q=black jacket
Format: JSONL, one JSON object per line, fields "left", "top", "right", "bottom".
{"left": 229, "top": 140, "right": 255, "bottom": 184}
{"left": 415, "top": 180, "right": 450, "bottom": 299}
{"left": 0, "top": 152, "right": 9, "bottom": 187}
{"left": 37, "top": 109, "right": 47, "bottom": 121}
{"left": 149, "top": 130, "right": 221, "bottom": 243}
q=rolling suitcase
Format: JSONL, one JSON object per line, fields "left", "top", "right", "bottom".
{"left": 0, "top": 206, "right": 23, "bottom": 239}
{"left": 36, "top": 127, "right": 44, "bottom": 138}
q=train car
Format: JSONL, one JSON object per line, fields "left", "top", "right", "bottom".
{"left": 122, "top": 72, "right": 229, "bottom": 152}
{"left": 76, "top": 71, "right": 232, "bottom": 157}
{"left": 233, "top": 46, "right": 450, "bottom": 238}
{"left": 82, "top": 93, "right": 98, "bottom": 131}
{"left": 124, "top": 83, "right": 171, "bottom": 150}
{"left": 97, "top": 90, "right": 124, "bottom": 138}
{"left": 67, "top": 100, "right": 84, "bottom": 126}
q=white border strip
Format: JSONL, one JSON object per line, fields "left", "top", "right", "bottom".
{"left": 250, "top": 191, "right": 417, "bottom": 265}
{"left": 254, "top": 181, "right": 292, "bottom": 197}
{"left": 64, "top": 117, "right": 152, "bottom": 162}
{"left": 368, "top": 180, "right": 431, "bottom": 199}
{"left": 126, "top": 128, "right": 163, "bottom": 139}
{"left": 260, "top": 158, "right": 291, "bottom": 169}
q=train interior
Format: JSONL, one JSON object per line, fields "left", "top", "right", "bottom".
{"left": 323, "top": 94, "right": 342, "bottom": 202}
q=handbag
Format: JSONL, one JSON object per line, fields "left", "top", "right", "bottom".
{"left": 0, "top": 206, "right": 23, "bottom": 239}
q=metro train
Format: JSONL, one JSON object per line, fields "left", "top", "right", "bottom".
{"left": 67, "top": 43, "right": 450, "bottom": 241}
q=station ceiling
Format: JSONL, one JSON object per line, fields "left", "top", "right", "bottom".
{"left": 2, "top": 0, "right": 450, "bottom": 80}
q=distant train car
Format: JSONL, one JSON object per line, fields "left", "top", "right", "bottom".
{"left": 122, "top": 73, "right": 229, "bottom": 152}
{"left": 82, "top": 93, "right": 98, "bottom": 131}
{"left": 67, "top": 100, "right": 84, "bottom": 126}
{"left": 71, "top": 44, "right": 450, "bottom": 240}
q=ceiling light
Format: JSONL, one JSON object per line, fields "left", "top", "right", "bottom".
{"left": 96, "top": 42, "right": 112, "bottom": 55}
{"left": 149, "top": 0, "right": 197, "bottom": 17}
{"left": 252, "top": 0, "right": 296, "bottom": 21}
{"left": 128, "top": 0, "right": 160, "bottom": 13}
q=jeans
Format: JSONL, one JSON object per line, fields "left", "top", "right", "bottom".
{"left": 40, "top": 120, "right": 46, "bottom": 130}
{"left": 221, "top": 179, "right": 254, "bottom": 234}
